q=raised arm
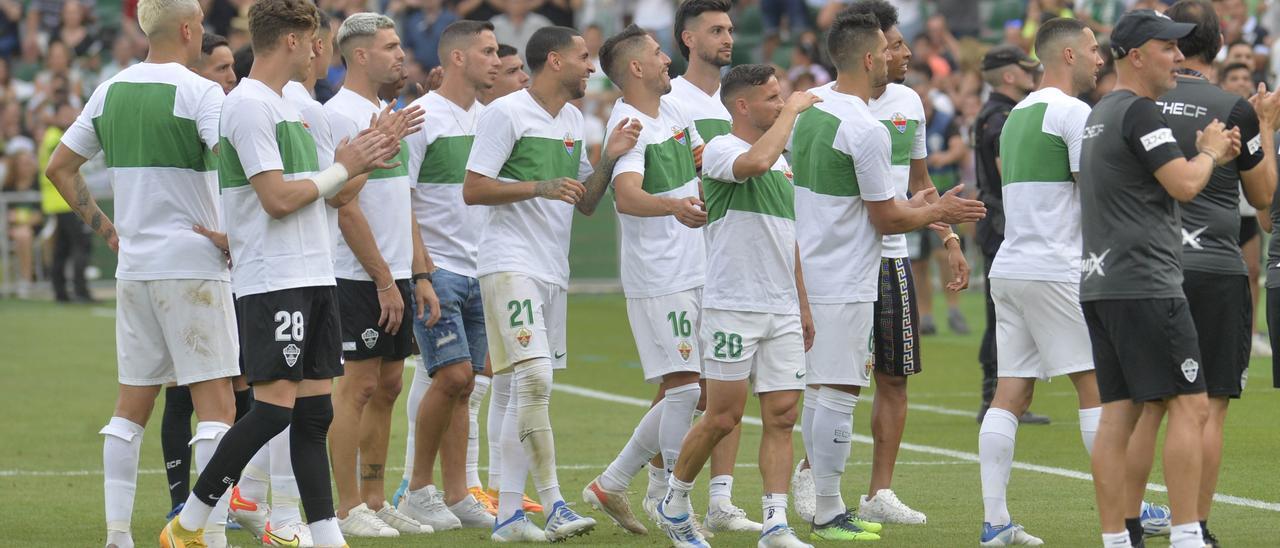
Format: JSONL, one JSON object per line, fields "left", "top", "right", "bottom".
{"left": 732, "top": 92, "right": 821, "bottom": 179}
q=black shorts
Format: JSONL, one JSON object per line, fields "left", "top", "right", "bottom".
{"left": 1239, "top": 216, "right": 1259, "bottom": 246}
{"left": 1267, "top": 286, "right": 1280, "bottom": 389}
{"left": 873, "top": 257, "right": 922, "bottom": 376}
{"left": 236, "top": 286, "right": 343, "bottom": 384}
{"left": 1082, "top": 298, "right": 1206, "bottom": 403}
{"left": 1183, "top": 271, "right": 1250, "bottom": 398}
{"left": 336, "top": 278, "right": 415, "bottom": 362}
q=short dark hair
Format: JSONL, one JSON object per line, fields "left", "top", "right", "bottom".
{"left": 248, "top": 0, "right": 319, "bottom": 53}
{"left": 674, "top": 0, "right": 732, "bottom": 61}
{"left": 201, "top": 33, "right": 229, "bottom": 56}
{"left": 1221, "top": 62, "right": 1252, "bottom": 79}
{"left": 1033, "top": 17, "right": 1088, "bottom": 61}
{"left": 1228, "top": 39, "right": 1251, "bottom": 50}
{"left": 316, "top": 9, "right": 331, "bottom": 34}
{"left": 599, "top": 24, "right": 651, "bottom": 85}
{"left": 843, "top": 0, "right": 898, "bottom": 33}
{"left": 498, "top": 44, "right": 519, "bottom": 58}
{"left": 1166, "top": 0, "right": 1221, "bottom": 65}
{"left": 526, "top": 26, "right": 580, "bottom": 74}
{"left": 233, "top": 44, "right": 254, "bottom": 80}
{"left": 720, "top": 63, "right": 775, "bottom": 108}
{"left": 438, "top": 20, "right": 495, "bottom": 62}
{"left": 826, "top": 11, "right": 882, "bottom": 71}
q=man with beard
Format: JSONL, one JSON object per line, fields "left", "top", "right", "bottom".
{"left": 462, "top": 24, "right": 640, "bottom": 542}
{"left": 581, "top": 25, "right": 708, "bottom": 536}
{"left": 977, "top": 17, "right": 1104, "bottom": 546}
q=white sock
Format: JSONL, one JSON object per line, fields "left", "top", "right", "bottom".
{"left": 659, "top": 383, "right": 700, "bottom": 475}
{"left": 403, "top": 361, "right": 431, "bottom": 482}
{"left": 513, "top": 359, "right": 563, "bottom": 514}
{"left": 801, "top": 386, "right": 818, "bottom": 463}
{"left": 467, "top": 375, "right": 490, "bottom": 489}
{"left": 762, "top": 493, "right": 789, "bottom": 532}
{"left": 979, "top": 407, "right": 1018, "bottom": 526}
{"left": 600, "top": 399, "right": 663, "bottom": 492}
{"left": 708, "top": 474, "right": 734, "bottom": 511}
{"left": 268, "top": 427, "right": 302, "bottom": 527}
{"left": 239, "top": 446, "right": 270, "bottom": 503}
{"left": 488, "top": 373, "right": 512, "bottom": 490}
{"left": 647, "top": 463, "right": 669, "bottom": 501}
{"left": 309, "top": 517, "right": 344, "bottom": 546}
{"left": 1102, "top": 531, "right": 1133, "bottom": 547}
{"left": 1079, "top": 406, "right": 1101, "bottom": 455}
{"left": 812, "top": 387, "right": 857, "bottom": 524}
{"left": 101, "top": 417, "right": 144, "bottom": 539}
{"left": 190, "top": 421, "right": 231, "bottom": 531}
{"left": 498, "top": 374, "right": 529, "bottom": 522}
{"left": 1170, "top": 522, "right": 1205, "bottom": 548}
{"left": 662, "top": 474, "right": 695, "bottom": 517}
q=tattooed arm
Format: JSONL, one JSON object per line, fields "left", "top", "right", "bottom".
{"left": 45, "top": 144, "right": 118, "bottom": 252}
{"left": 576, "top": 117, "right": 643, "bottom": 216}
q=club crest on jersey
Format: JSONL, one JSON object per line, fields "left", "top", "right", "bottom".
{"left": 563, "top": 133, "right": 576, "bottom": 157}
{"left": 891, "top": 112, "right": 908, "bottom": 133}
{"left": 516, "top": 327, "right": 532, "bottom": 348}
{"left": 361, "top": 328, "right": 379, "bottom": 349}
{"left": 677, "top": 339, "right": 693, "bottom": 362}
{"left": 283, "top": 343, "right": 300, "bottom": 368}
{"left": 783, "top": 168, "right": 794, "bottom": 182}
{"left": 672, "top": 126, "right": 687, "bottom": 146}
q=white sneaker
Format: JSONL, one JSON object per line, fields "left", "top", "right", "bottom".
{"left": 790, "top": 459, "right": 815, "bottom": 523}
{"left": 643, "top": 496, "right": 662, "bottom": 527}
{"left": 492, "top": 510, "right": 548, "bottom": 542}
{"left": 981, "top": 522, "right": 1045, "bottom": 546}
{"left": 203, "top": 527, "right": 227, "bottom": 548}
{"left": 544, "top": 500, "right": 597, "bottom": 541}
{"left": 450, "top": 494, "right": 498, "bottom": 529}
{"left": 757, "top": 524, "right": 813, "bottom": 548}
{"left": 1252, "top": 332, "right": 1272, "bottom": 358}
{"left": 338, "top": 503, "right": 399, "bottom": 537}
{"left": 706, "top": 502, "right": 762, "bottom": 533}
{"left": 397, "top": 485, "right": 462, "bottom": 531}
{"left": 583, "top": 476, "right": 647, "bottom": 534}
{"left": 858, "top": 489, "right": 926, "bottom": 524}
{"left": 264, "top": 521, "right": 315, "bottom": 547}
{"left": 656, "top": 499, "right": 710, "bottom": 548}
{"left": 374, "top": 500, "right": 432, "bottom": 534}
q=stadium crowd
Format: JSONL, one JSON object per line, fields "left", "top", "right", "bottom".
{"left": 8, "top": 0, "right": 1280, "bottom": 547}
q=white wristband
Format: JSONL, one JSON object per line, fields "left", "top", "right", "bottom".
{"left": 311, "top": 163, "right": 350, "bottom": 199}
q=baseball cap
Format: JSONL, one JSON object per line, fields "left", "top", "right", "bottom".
{"left": 981, "top": 45, "right": 1040, "bottom": 72}
{"left": 1110, "top": 9, "right": 1195, "bottom": 59}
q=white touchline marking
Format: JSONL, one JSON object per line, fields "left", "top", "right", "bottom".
{"left": 552, "top": 384, "right": 1280, "bottom": 513}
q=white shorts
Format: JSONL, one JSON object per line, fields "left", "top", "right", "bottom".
{"left": 701, "top": 309, "right": 806, "bottom": 394}
{"left": 116, "top": 279, "right": 240, "bottom": 386}
{"left": 626, "top": 289, "right": 703, "bottom": 383}
{"left": 480, "top": 272, "right": 567, "bottom": 373}
{"left": 991, "top": 278, "right": 1094, "bottom": 379}
{"left": 805, "top": 302, "right": 875, "bottom": 387}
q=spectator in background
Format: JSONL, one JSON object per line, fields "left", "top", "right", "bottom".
{"left": 400, "top": 0, "right": 459, "bottom": 71}
{"left": 55, "top": 0, "right": 97, "bottom": 57}
{"left": 456, "top": 0, "right": 503, "bottom": 21}
{"left": 630, "top": 0, "right": 675, "bottom": 55}
{"left": 0, "top": 0, "right": 22, "bottom": 58}
{"left": 1225, "top": 39, "right": 1267, "bottom": 84}
{"left": 786, "top": 36, "right": 830, "bottom": 86}
{"left": 1075, "top": 0, "right": 1126, "bottom": 35}
{"left": 38, "top": 100, "right": 91, "bottom": 303}
{"left": 912, "top": 82, "right": 970, "bottom": 336}
{"left": 25, "top": 0, "right": 97, "bottom": 35}
{"left": 0, "top": 56, "right": 35, "bottom": 104}
{"left": 537, "top": 0, "right": 577, "bottom": 28}
{"left": 491, "top": 0, "right": 554, "bottom": 61}
{"left": 935, "top": 0, "right": 980, "bottom": 38}
{"left": 31, "top": 41, "right": 84, "bottom": 108}
{"left": 760, "top": 0, "right": 808, "bottom": 61}
{"left": 95, "top": 33, "right": 138, "bottom": 88}
{"left": 1220, "top": 62, "right": 1255, "bottom": 98}
{"left": 2, "top": 137, "right": 40, "bottom": 298}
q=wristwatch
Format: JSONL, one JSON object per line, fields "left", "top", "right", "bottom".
{"left": 412, "top": 271, "right": 433, "bottom": 284}
{"left": 942, "top": 232, "right": 961, "bottom": 247}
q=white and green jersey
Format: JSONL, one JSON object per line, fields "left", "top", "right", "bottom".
{"left": 219, "top": 78, "right": 334, "bottom": 296}
{"left": 701, "top": 133, "right": 797, "bottom": 315}
{"left": 60, "top": 62, "right": 226, "bottom": 281}
{"left": 990, "top": 87, "right": 1090, "bottom": 283}
{"left": 867, "top": 82, "right": 927, "bottom": 259}
{"left": 609, "top": 96, "right": 706, "bottom": 298}
{"left": 791, "top": 85, "right": 895, "bottom": 304}
{"left": 325, "top": 88, "right": 414, "bottom": 282}
{"left": 283, "top": 81, "right": 338, "bottom": 251}
{"left": 467, "top": 89, "right": 593, "bottom": 288}
{"left": 669, "top": 76, "right": 732, "bottom": 143}
{"left": 405, "top": 92, "right": 484, "bottom": 278}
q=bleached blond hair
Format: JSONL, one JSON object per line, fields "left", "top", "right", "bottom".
{"left": 137, "top": 0, "right": 200, "bottom": 38}
{"left": 336, "top": 13, "right": 396, "bottom": 57}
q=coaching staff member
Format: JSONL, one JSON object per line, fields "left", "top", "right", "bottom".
{"left": 1078, "top": 9, "right": 1240, "bottom": 548}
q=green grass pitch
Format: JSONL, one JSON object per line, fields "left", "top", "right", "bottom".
{"left": 2, "top": 291, "right": 1278, "bottom": 546}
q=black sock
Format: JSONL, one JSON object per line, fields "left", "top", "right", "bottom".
{"left": 161, "top": 386, "right": 194, "bottom": 509}
{"left": 190, "top": 400, "right": 291, "bottom": 507}
{"left": 1125, "top": 517, "right": 1143, "bottom": 546}
{"left": 291, "top": 394, "right": 336, "bottom": 523}
{"left": 233, "top": 388, "right": 253, "bottom": 423}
